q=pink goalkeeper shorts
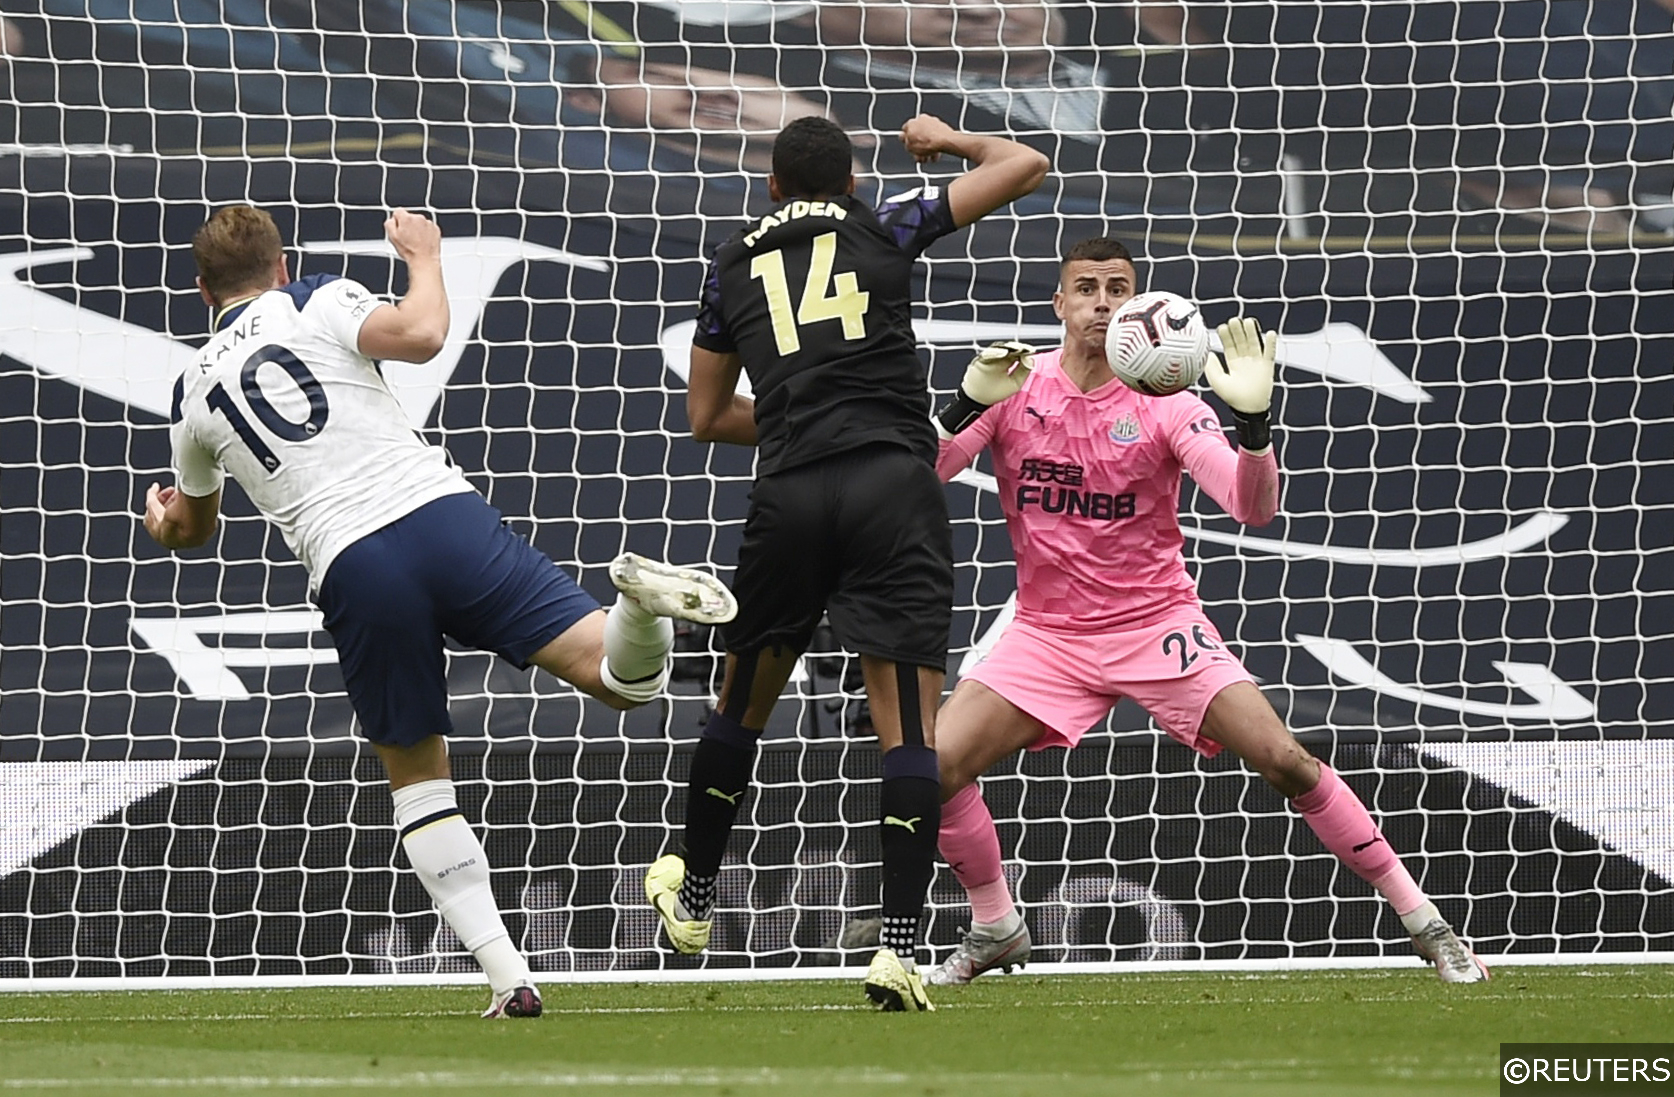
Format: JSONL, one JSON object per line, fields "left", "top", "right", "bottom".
{"left": 962, "top": 605, "right": 1256, "bottom": 758}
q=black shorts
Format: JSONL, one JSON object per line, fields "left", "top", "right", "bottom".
{"left": 722, "top": 443, "right": 953, "bottom": 669}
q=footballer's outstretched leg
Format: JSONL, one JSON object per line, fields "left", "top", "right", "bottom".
{"left": 610, "top": 552, "right": 737, "bottom": 625}
{"left": 645, "top": 852, "right": 713, "bottom": 955}
{"left": 597, "top": 554, "right": 736, "bottom": 705}
{"left": 1201, "top": 684, "right": 1494, "bottom": 985}
{"left": 864, "top": 947, "right": 934, "bottom": 1012}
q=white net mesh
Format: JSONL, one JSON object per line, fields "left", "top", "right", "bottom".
{"left": 0, "top": 1, "right": 1671, "bottom": 980}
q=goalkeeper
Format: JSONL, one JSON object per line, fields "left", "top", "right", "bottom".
{"left": 929, "top": 236, "right": 1488, "bottom": 985}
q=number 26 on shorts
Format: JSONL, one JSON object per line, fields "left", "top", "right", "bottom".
{"left": 1160, "top": 624, "right": 1222, "bottom": 675}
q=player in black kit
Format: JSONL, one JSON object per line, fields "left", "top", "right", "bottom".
{"left": 645, "top": 114, "right": 1047, "bottom": 1010}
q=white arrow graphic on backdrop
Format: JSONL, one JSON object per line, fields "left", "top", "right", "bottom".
{"left": 299, "top": 238, "right": 607, "bottom": 426}
{"left": 129, "top": 611, "right": 337, "bottom": 702}
{"left": 1295, "top": 634, "right": 1595, "bottom": 722}
{"left": 949, "top": 462, "right": 1568, "bottom": 567}
{"left": 0, "top": 248, "right": 195, "bottom": 417}
{"left": 1421, "top": 740, "right": 1674, "bottom": 886}
{"left": 0, "top": 761, "right": 213, "bottom": 878}
{"left": 0, "top": 240, "right": 607, "bottom": 426}
{"left": 678, "top": 317, "right": 1544, "bottom": 677}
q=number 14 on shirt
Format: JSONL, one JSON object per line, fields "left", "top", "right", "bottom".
{"left": 749, "top": 232, "right": 871, "bottom": 355}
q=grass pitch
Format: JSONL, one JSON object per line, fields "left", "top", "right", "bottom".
{"left": 1, "top": 967, "right": 1668, "bottom": 1095}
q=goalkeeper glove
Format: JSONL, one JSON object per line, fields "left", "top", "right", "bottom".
{"left": 1209, "top": 318, "right": 1278, "bottom": 451}
{"left": 935, "top": 341, "right": 1036, "bottom": 439}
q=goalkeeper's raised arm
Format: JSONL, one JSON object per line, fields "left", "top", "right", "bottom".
{"left": 1172, "top": 316, "right": 1281, "bottom": 528}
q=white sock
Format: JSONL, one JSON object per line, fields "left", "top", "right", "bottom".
{"left": 974, "top": 910, "right": 1023, "bottom": 938}
{"left": 599, "top": 593, "right": 673, "bottom": 703}
{"left": 392, "top": 779, "right": 532, "bottom": 994}
{"left": 1398, "top": 899, "right": 1444, "bottom": 937}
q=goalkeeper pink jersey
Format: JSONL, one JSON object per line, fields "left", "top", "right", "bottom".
{"left": 936, "top": 348, "right": 1279, "bottom": 632}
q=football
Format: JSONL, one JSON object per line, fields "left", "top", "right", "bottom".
{"left": 1105, "top": 290, "right": 1210, "bottom": 396}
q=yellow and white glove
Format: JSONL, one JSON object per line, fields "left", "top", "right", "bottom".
{"left": 935, "top": 340, "right": 1036, "bottom": 438}
{"left": 1210, "top": 318, "right": 1278, "bottom": 451}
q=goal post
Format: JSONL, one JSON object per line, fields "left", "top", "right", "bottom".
{"left": 1, "top": 0, "right": 1671, "bottom": 985}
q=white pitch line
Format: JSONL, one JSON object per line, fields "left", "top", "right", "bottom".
{"left": 0, "top": 1061, "right": 1488, "bottom": 1091}
{"left": 5, "top": 953, "right": 1666, "bottom": 994}
{"left": 5, "top": 988, "right": 1671, "bottom": 1027}
{"left": 0, "top": 1071, "right": 899, "bottom": 1090}
{"left": 0, "top": 1011, "right": 883, "bottom": 1024}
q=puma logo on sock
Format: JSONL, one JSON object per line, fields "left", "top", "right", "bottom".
{"left": 884, "top": 815, "right": 922, "bottom": 833}
{"left": 705, "top": 787, "right": 742, "bottom": 805}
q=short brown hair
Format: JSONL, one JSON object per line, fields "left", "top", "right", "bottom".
{"left": 192, "top": 205, "right": 283, "bottom": 303}
{"left": 1061, "top": 236, "right": 1134, "bottom": 268}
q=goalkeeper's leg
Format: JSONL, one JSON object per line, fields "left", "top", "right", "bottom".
{"left": 1201, "top": 683, "right": 1490, "bottom": 984}
{"left": 648, "top": 648, "right": 799, "bottom": 953}
{"left": 928, "top": 681, "right": 1047, "bottom": 984}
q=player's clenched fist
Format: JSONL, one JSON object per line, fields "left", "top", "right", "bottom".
{"left": 384, "top": 208, "right": 441, "bottom": 263}
{"left": 899, "top": 114, "right": 958, "bottom": 163}
{"left": 1209, "top": 318, "right": 1277, "bottom": 415}
{"left": 142, "top": 482, "right": 175, "bottom": 541}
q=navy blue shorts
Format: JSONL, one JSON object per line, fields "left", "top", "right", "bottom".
{"left": 315, "top": 492, "right": 600, "bottom": 747}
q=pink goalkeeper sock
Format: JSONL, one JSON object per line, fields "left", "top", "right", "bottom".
{"left": 1292, "top": 763, "right": 1428, "bottom": 916}
{"left": 939, "top": 784, "right": 1016, "bottom": 924}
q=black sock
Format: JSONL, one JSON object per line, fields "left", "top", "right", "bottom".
{"left": 878, "top": 745, "right": 941, "bottom": 964}
{"left": 679, "top": 711, "right": 760, "bottom": 919}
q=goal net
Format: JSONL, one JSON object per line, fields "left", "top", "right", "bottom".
{"left": 1, "top": 0, "right": 1671, "bottom": 982}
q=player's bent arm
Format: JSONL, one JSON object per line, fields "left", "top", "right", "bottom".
{"left": 899, "top": 115, "right": 1047, "bottom": 228}
{"left": 143, "top": 483, "right": 221, "bottom": 550}
{"left": 356, "top": 279, "right": 448, "bottom": 363}
{"left": 942, "top": 135, "right": 1049, "bottom": 228}
{"left": 687, "top": 346, "right": 758, "bottom": 446}
{"left": 357, "top": 214, "right": 450, "bottom": 362}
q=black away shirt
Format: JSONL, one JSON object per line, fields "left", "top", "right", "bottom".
{"left": 691, "top": 187, "right": 959, "bottom": 477}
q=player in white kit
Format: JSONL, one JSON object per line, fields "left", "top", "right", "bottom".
{"left": 142, "top": 205, "right": 737, "bottom": 1017}
{"left": 926, "top": 237, "right": 1488, "bottom": 985}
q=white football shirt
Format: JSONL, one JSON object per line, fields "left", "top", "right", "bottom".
{"left": 170, "top": 274, "right": 474, "bottom": 585}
